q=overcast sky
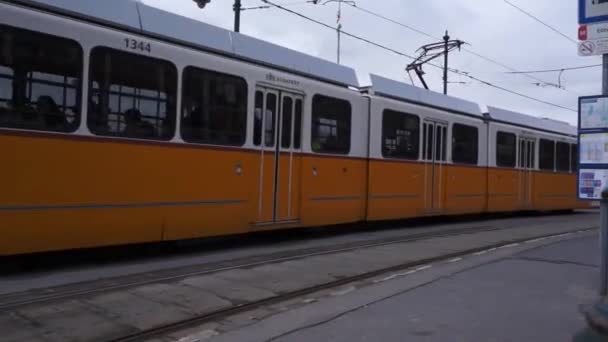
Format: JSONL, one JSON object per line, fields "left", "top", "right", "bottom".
{"left": 142, "top": 0, "right": 600, "bottom": 125}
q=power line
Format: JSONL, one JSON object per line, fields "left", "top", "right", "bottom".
{"left": 344, "top": 2, "right": 562, "bottom": 89}
{"left": 347, "top": 4, "right": 436, "bottom": 40}
{"left": 453, "top": 72, "right": 576, "bottom": 112}
{"left": 242, "top": 0, "right": 311, "bottom": 10}
{"left": 503, "top": 0, "right": 577, "bottom": 45}
{"left": 260, "top": 0, "right": 577, "bottom": 112}
{"left": 260, "top": 0, "right": 417, "bottom": 59}
{"left": 506, "top": 64, "right": 602, "bottom": 74}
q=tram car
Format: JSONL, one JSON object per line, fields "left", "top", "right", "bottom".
{"left": 0, "top": 0, "right": 586, "bottom": 256}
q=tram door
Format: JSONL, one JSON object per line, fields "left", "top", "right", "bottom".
{"left": 422, "top": 120, "right": 448, "bottom": 213}
{"left": 518, "top": 137, "right": 535, "bottom": 208}
{"left": 254, "top": 87, "right": 303, "bottom": 225}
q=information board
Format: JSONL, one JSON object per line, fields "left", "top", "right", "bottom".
{"left": 580, "top": 132, "right": 608, "bottom": 163}
{"left": 579, "top": 95, "right": 608, "bottom": 200}
{"left": 579, "top": 169, "right": 608, "bottom": 199}
{"left": 581, "top": 96, "right": 608, "bottom": 129}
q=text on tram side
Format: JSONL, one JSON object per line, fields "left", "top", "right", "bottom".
{"left": 124, "top": 38, "right": 152, "bottom": 53}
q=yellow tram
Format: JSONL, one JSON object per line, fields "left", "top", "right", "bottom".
{"left": 0, "top": 0, "right": 586, "bottom": 256}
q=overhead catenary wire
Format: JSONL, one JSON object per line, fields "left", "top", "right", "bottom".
{"left": 454, "top": 73, "right": 576, "bottom": 112}
{"left": 343, "top": 2, "right": 564, "bottom": 89}
{"left": 241, "top": 0, "right": 311, "bottom": 10}
{"left": 260, "top": 0, "right": 577, "bottom": 112}
{"left": 260, "top": 0, "right": 417, "bottom": 60}
{"left": 346, "top": 4, "right": 437, "bottom": 41}
{"left": 502, "top": 0, "right": 578, "bottom": 45}
{"left": 506, "top": 64, "right": 603, "bottom": 74}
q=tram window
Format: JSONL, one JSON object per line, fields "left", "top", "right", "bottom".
{"left": 452, "top": 123, "right": 478, "bottom": 165}
{"left": 382, "top": 110, "right": 419, "bottom": 160}
{"left": 496, "top": 132, "right": 516, "bottom": 168}
{"left": 311, "top": 94, "right": 351, "bottom": 154}
{"left": 556, "top": 142, "right": 570, "bottom": 172}
{"left": 253, "top": 91, "right": 263, "bottom": 146}
{"left": 0, "top": 24, "right": 82, "bottom": 132}
{"left": 281, "top": 97, "right": 293, "bottom": 148}
{"left": 0, "top": 66, "right": 12, "bottom": 108}
{"left": 182, "top": 66, "right": 247, "bottom": 146}
{"left": 423, "top": 123, "right": 433, "bottom": 160}
{"left": 571, "top": 144, "right": 578, "bottom": 173}
{"left": 265, "top": 93, "right": 277, "bottom": 147}
{"left": 436, "top": 125, "right": 447, "bottom": 162}
{"left": 539, "top": 139, "right": 555, "bottom": 171}
{"left": 294, "top": 99, "right": 302, "bottom": 149}
{"left": 88, "top": 47, "right": 176, "bottom": 140}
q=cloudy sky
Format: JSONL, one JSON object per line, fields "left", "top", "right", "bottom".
{"left": 142, "top": 0, "right": 600, "bottom": 125}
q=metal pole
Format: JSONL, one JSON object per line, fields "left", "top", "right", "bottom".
{"left": 337, "top": 1, "right": 342, "bottom": 64}
{"left": 337, "top": 27, "right": 341, "bottom": 64}
{"left": 601, "top": 53, "right": 608, "bottom": 296}
{"left": 443, "top": 30, "right": 449, "bottom": 95}
{"left": 234, "top": 0, "right": 241, "bottom": 32}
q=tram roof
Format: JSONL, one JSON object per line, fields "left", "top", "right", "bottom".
{"left": 486, "top": 106, "right": 577, "bottom": 136}
{"left": 18, "top": 0, "right": 360, "bottom": 87}
{"left": 368, "top": 74, "right": 483, "bottom": 117}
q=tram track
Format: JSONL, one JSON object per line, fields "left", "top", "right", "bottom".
{"left": 0, "top": 220, "right": 578, "bottom": 312}
{"left": 107, "top": 227, "right": 598, "bottom": 342}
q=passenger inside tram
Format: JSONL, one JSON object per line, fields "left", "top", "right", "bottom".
{"left": 37, "top": 95, "right": 67, "bottom": 129}
{"left": 123, "top": 108, "right": 155, "bottom": 138}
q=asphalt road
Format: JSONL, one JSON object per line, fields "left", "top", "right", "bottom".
{"left": 204, "top": 233, "right": 600, "bottom": 342}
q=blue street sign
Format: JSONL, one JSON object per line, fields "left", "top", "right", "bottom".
{"left": 580, "top": 0, "right": 608, "bottom": 24}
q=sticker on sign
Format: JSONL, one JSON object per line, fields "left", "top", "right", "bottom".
{"left": 578, "top": 38, "right": 608, "bottom": 56}
{"left": 579, "top": 40, "right": 597, "bottom": 55}
{"left": 580, "top": 23, "right": 608, "bottom": 40}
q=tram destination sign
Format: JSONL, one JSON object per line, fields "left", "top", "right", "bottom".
{"left": 579, "top": 95, "right": 608, "bottom": 200}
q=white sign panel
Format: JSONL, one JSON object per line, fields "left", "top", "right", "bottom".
{"left": 579, "top": 169, "right": 608, "bottom": 199}
{"left": 580, "top": 0, "right": 608, "bottom": 24}
{"left": 578, "top": 38, "right": 608, "bottom": 56}
{"left": 581, "top": 133, "right": 608, "bottom": 163}
{"left": 581, "top": 96, "right": 608, "bottom": 128}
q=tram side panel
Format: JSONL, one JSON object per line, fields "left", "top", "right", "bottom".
{"left": 0, "top": 5, "right": 264, "bottom": 255}
{"left": 365, "top": 98, "right": 427, "bottom": 221}
{"left": 533, "top": 172, "right": 578, "bottom": 211}
{"left": 0, "top": 134, "right": 258, "bottom": 255}
{"left": 532, "top": 137, "right": 578, "bottom": 211}
{"left": 487, "top": 124, "right": 524, "bottom": 212}
{"left": 299, "top": 93, "right": 368, "bottom": 227}
{"left": 443, "top": 165, "right": 488, "bottom": 215}
{"left": 367, "top": 159, "right": 425, "bottom": 220}
{"left": 443, "top": 120, "right": 489, "bottom": 215}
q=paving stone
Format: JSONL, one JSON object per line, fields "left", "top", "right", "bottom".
{"left": 278, "top": 254, "right": 365, "bottom": 279}
{"left": 16, "top": 299, "right": 135, "bottom": 342}
{"left": 85, "top": 291, "right": 191, "bottom": 332}
{"left": 215, "top": 263, "right": 337, "bottom": 294}
{"left": 0, "top": 312, "right": 60, "bottom": 342}
{"left": 129, "top": 283, "right": 232, "bottom": 315}
{"left": 180, "top": 275, "right": 276, "bottom": 303}
{"left": 346, "top": 242, "right": 449, "bottom": 267}
{"left": 165, "top": 322, "right": 220, "bottom": 341}
{"left": 219, "top": 308, "right": 275, "bottom": 331}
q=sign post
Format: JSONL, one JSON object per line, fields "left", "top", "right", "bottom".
{"left": 575, "top": 2, "right": 608, "bottom": 338}
{"left": 602, "top": 55, "right": 608, "bottom": 297}
{"left": 579, "top": 95, "right": 608, "bottom": 295}
{"left": 579, "top": 0, "right": 608, "bottom": 298}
